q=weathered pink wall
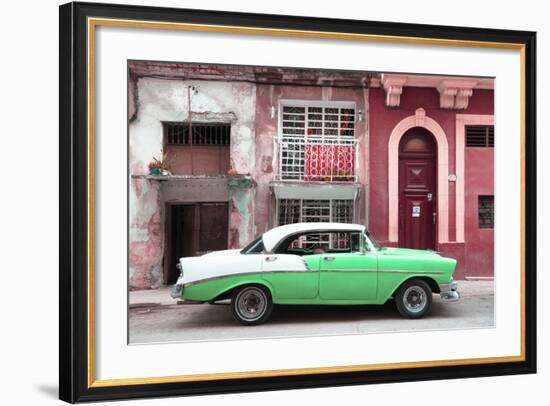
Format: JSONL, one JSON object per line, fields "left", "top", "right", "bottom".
{"left": 368, "top": 87, "right": 494, "bottom": 278}
{"left": 129, "top": 77, "right": 257, "bottom": 289}
{"left": 253, "top": 84, "right": 369, "bottom": 233}
{"left": 128, "top": 164, "right": 164, "bottom": 289}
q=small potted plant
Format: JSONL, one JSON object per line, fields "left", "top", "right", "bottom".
{"left": 148, "top": 160, "right": 161, "bottom": 176}
{"left": 148, "top": 153, "right": 169, "bottom": 176}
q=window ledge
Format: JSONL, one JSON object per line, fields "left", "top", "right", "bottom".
{"left": 270, "top": 181, "right": 360, "bottom": 200}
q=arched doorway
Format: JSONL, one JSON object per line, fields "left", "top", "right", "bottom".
{"left": 398, "top": 127, "right": 437, "bottom": 250}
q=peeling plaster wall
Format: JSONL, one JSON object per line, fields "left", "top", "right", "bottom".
{"left": 228, "top": 177, "right": 257, "bottom": 248}
{"left": 129, "top": 77, "right": 256, "bottom": 289}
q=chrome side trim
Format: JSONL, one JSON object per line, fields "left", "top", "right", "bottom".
{"left": 183, "top": 268, "right": 445, "bottom": 288}
{"left": 378, "top": 270, "right": 445, "bottom": 275}
{"left": 320, "top": 269, "right": 444, "bottom": 275}
{"left": 320, "top": 269, "right": 378, "bottom": 272}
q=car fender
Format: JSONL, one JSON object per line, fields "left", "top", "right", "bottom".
{"left": 377, "top": 273, "right": 443, "bottom": 303}
{"left": 182, "top": 273, "right": 275, "bottom": 302}
{"left": 213, "top": 278, "right": 275, "bottom": 301}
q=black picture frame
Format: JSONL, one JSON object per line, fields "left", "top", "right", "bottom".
{"left": 59, "top": 1, "right": 537, "bottom": 403}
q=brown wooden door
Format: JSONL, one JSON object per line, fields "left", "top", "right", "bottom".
{"left": 166, "top": 202, "right": 228, "bottom": 284}
{"left": 398, "top": 128, "right": 436, "bottom": 250}
{"left": 198, "top": 203, "right": 229, "bottom": 255}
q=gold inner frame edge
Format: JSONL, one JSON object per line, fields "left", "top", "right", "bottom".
{"left": 86, "top": 17, "right": 527, "bottom": 388}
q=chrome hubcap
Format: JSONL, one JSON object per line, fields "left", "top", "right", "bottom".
{"left": 403, "top": 286, "right": 427, "bottom": 313}
{"left": 236, "top": 288, "right": 267, "bottom": 321}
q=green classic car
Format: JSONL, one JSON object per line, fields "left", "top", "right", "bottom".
{"left": 171, "top": 222, "right": 460, "bottom": 325}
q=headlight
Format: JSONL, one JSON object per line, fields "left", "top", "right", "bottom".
{"left": 176, "top": 262, "right": 183, "bottom": 276}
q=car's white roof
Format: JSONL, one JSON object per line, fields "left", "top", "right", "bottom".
{"left": 262, "top": 222, "right": 366, "bottom": 252}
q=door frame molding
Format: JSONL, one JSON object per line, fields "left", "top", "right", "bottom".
{"left": 388, "top": 108, "right": 449, "bottom": 244}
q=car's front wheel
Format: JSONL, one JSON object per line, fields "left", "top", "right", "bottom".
{"left": 231, "top": 285, "right": 274, "bottom": 325}
{"left": 395, "top": 279, "right": 433, "bottom": 318}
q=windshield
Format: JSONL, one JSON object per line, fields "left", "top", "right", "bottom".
{"left": 240, "top": 235, "right": 264, "bottom": 254}
{"left": 365, "top": 231, "right": 383, "bottom": 251}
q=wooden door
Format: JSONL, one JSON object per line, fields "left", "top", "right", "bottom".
{"left": 198, "top": 203, "right": 229, "bottom": 255}
{"left": 398, "top": 128, "right": 436, "bottom": 250}
{"left": 166, "top": 203, "right": 228, "bottom": 284}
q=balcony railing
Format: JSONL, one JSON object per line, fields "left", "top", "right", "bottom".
{"left": 274, "top": 134, "right": 358, "bottom": 182}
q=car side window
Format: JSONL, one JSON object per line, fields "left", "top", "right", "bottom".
{"left": 279, "top": 232, "right": 317, "bottom": 256}
{"left": 350, "top": 232, "right": 362, "bottom": 253}
{"left": 278, "top": 231, "right": 363, "bottom": 255}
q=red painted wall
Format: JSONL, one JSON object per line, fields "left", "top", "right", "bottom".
{"left": 368, "top": 86, "right": 494, "bottom": 278}
{"left": 464, "top": 148, "right": 494, "bottom": 277}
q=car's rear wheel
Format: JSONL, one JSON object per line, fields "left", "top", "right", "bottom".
{"left": 395, "top": 279, "right": 432, "bottom": 318}
{"left": 231, "top": 285, "right": 273, "bottom": 325}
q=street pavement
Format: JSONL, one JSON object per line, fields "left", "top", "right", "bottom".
{"left": 129, "top": 281, "right": 494, "bottom": 344}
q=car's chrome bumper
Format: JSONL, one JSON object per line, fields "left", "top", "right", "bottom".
{"left": 170, "top": 282, "right": 184, "bottom": 299}
{"left": 439, "top": 281, "right": 460, "bottom": 302}
{"left": 171, "top": 265, "right": 184, "bottom": 299}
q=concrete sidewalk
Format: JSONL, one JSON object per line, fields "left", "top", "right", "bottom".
{"left": 129, "top": 280, "right": 494, "bottom": 308}
{"left": 129, "top": 285, "right": 177, "bottom": 308}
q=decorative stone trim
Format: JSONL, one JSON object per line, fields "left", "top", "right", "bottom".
{"left": 438, "top": 87, "right": 458, "bottom": 109}
{"left": 414, "top": 108, "right": 426, "bottom": 127}
{"left": 455, "top": 88, "right": 474, "bottom": 109}
{"left": 381, "top": 74, "right": 408, "bottom": 107}
{"left": 437, "top": 80, "right": 478, "bottom": 110}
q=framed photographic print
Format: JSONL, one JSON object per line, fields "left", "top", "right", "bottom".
{"left": 59, "top": 1, "right": 537, "bottom": 403}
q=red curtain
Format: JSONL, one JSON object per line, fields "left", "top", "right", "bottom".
{"left": 304, "top": 144, "right": 355, "bottom": 181}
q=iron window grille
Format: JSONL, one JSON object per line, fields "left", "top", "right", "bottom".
{"left": 277, "top": 198, "right": 354, "bottom": 248}
{"left": 478, "top": 195, "right": 494, "bottom": 229}
{"left": 163, "top": 122, "right": 231, "bottom": 145}
{"left": 466, "top": 125, "right": 494, "bottom": 147}
{"left": 276, "top": 103, "right": 358, "bottom": 182}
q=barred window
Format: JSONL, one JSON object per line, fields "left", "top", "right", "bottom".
{"left": 163, "top": 122, "right": 230, "bottom": 145}
{"left": 466, "top": 125, "right": 494, "bottom": 147}
{"left": 162, "top": 122, "right": 231, "bottom": 175}
{"left": 281, "top": 105, "right": 355, "bottom": 138}
{"left": 277, "top": 198, "right": 354, "bottom": 249}
{"left": 284, "top": 231, "right": 361, "bottom": 252}
{"left": 278, "top": 103, "right": 357, "bottom": 182}
{"left": 478, "top": 195, "right": 494, "bottom": 229}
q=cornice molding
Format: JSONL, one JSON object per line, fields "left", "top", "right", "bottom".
{"left": 381, "top": 74, "right": 408, "bottom": 107}
{"left": 437, "top": 79, "right": 478, "bottom": 110}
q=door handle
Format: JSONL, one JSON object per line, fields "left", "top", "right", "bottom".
{"left": 432, "top": 212, "right": 437, "bottom": 225}
{"left": 323, "top": 256, "right": 336, "bottom": 261}
{"left": 265, "top": 256, "right": 278, "bottom": 262}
